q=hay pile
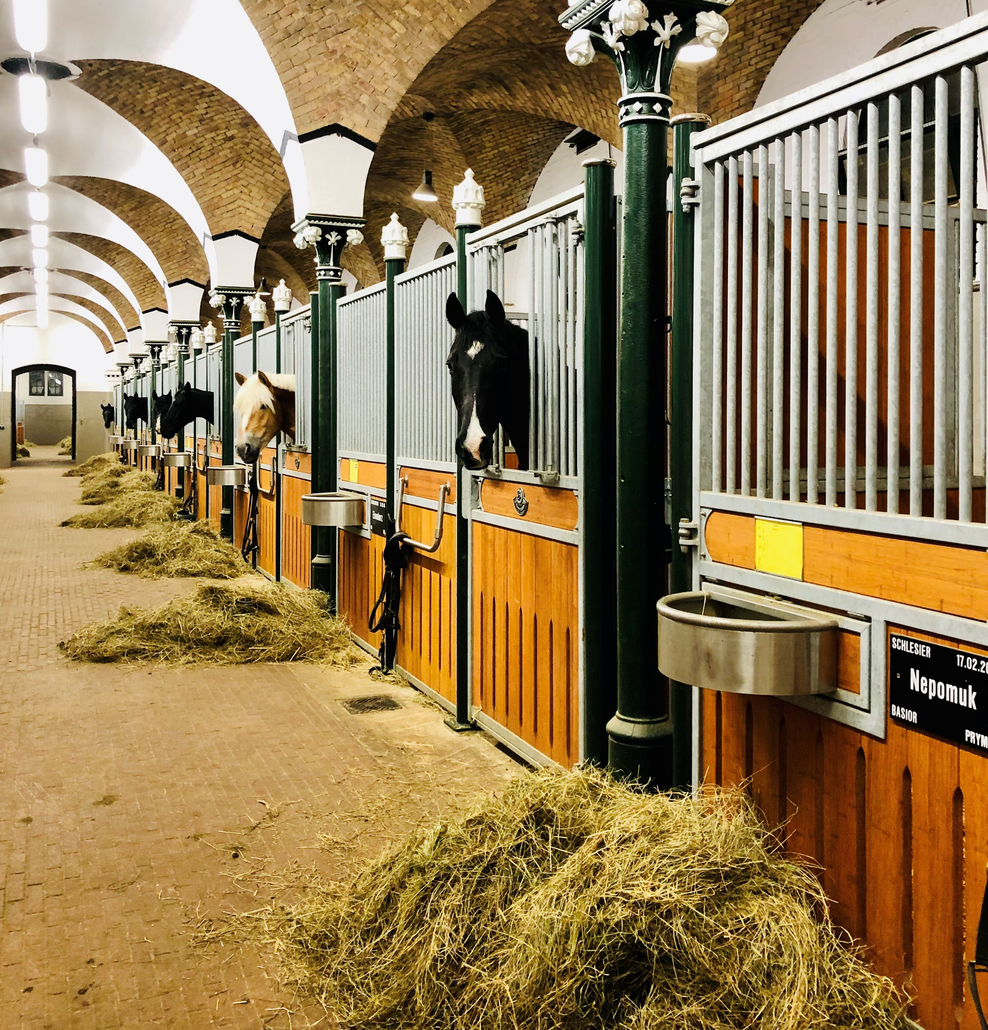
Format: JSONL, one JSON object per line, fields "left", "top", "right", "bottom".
{"left": 59, "top": 581, "right": 357, "bottom": 665}
{"left": 211, "top": 769, "right": 907, "bottom": 1030}
{"left": 61, "top": 489, "right": 179, "bottom": 528}
{"left": 79, "top": 466, "right": 153, "bottom": 504}
{"left": 58, "top": 435, "right": 72, "bottom": 455}
{"left": 63, "top": 452, "right": 120, "bottom": 477}
{"left": 16, "top": 445, "right": 29, "bottom": 457}
{"left": 90, "top": 521, "right": 247, "bottom": 579}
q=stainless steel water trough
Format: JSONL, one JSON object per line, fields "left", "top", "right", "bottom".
{"left": 656, "top": 588, "right": 838, "bottom": 696}
{"left": 120, "top": 439, "right": 137, "bottom": 453}
{"left": 206, "top": 464, "right": 247, "bottom": 488}
{"left": 161, "top": 451, "right": 192, "bottom": 468}
{"left": 137, "top": 443, "right": 161, "bottom": 459}
{"left": 301, "top": 491, "right": 365, "bottom": 528}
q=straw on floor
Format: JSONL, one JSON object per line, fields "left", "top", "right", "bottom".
{"left": 79, "top": 466, "right": 153, "bottom": 504}
{"left": 90, "top": 521, "right": 247, "bottom": 579}
{"left": 58, "top": 435, "right": 72, "bottom": 455}
{"left": 59, "top": 581, "right": 357, "bottom": 666}
{"left": 61, "top": 489, "right": 180, "bottom": 528}
{"left": 198, "top": 768, "right": 908, "bottom": 1030}
{"left": 16, "top": 445, "right": 29, "bottom": 457}
{"left": 63, "top": 452, "right": 120, "bottom": 477}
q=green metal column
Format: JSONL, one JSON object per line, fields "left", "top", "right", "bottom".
{"left": 669, "top": 114, "right": 710, "bottom": 789}
{"left": 382, "top": 216, "right": 408, "bottom": 515}
{"left": 216, "top": 288, "right": 252, "bottom": 541}
{"left": 175, "top": 330, "right": 188, "bottom": 499}
{"left": 274, "top": 307, "right": 285, "bottom": 580}
{"left": 148, "top": 352, "right": 158, "bottom": 445}
{"left": 558, "top": 0, "right": 733, "bottom": 786}
{"left": 581, "top": 158, "right": 619, "bottom": 766}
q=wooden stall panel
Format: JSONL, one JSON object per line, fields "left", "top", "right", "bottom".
{"left": 340, "top": 459, "right": 387, "bottom": 491}
{"left": 480, "top": 479, "right": 578, "bottom": 531}
{"left": 472, "top": 522, "right": 580, "bottom": 768}
{"left": 703, "top": 623, "right": 988, "bottom": 1029}
{"left": 256, "top": 461, "right": 278, "bottom": 578}
{"left": 233, "top": 487, "right": 248, "bottom": 555}
{"left": 280, "top": 473, "right": 311, "bottom": 588}
{"left": 338, "top": 530, "right": 386, "bottom": 650}
{"left": 395, "top": 505, "right": 457, "bottom": 704}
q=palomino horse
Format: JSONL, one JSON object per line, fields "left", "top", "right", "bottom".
{"left": 233, "top": 371, "right": 295, "bottom": 463}
{"left": 159, "top": 383, "right": 214, "bottom": 439}
{"left": 445, "top": 290, "right": 530, "bottom": 470}
{"left": 151, "top": 390, "right": 172, "bottom": 430}
{"left": 100, "top": 402, "right": 115, "bottom": 429}
{"left": 123, "top": 394, "right": 148, "bottom": 431}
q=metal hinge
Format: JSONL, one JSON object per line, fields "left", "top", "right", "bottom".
{"left": 680, "top": 177, "right": 700, "bottom": 214}
{"left": 678, "top": 518, "right": 699, "bottom": 553}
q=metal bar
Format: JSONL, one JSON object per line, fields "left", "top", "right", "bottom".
{"left": 887, "top": 91, "right": 902, "bottom": 514}
{"left": 529, "top": 226, "right": 538, "bottom": 471}
{"left": 807, "top": 124, "right": 820, "bottom": 504}
{"left": 741, "top": 149, "right": 754, "bottom": 496}
{"left": 789, "top": 132, "right": 802, "bottom": 503}
{"left": 866, "top": 100, "right": 880, "bottom": 512}
{"left": 712, "top": 161, "right": 725, "bottom": 492}
{"left": 756, "top": 143, "right": 769, "bottom": 498}
{"left": 980, "top": 225, "right": 988, "bottom": 494}
{"left": 934, "top": 74, "right": 948, "bottom": 520}
{"left": 773, "top": 137, "right": 785, "bottom": 500}
{"left": 826, "top": 117, "right": 839, "bottom": 508}
{"left": 845, "top": 108, "right": 859, "bottom": 510}
{"left": 910, "top": 82, "right": 924, "bottom": 517}
{"left": 959, "top": 64, "right": 975, "bottom": 522}
{"left": 726, "top": 155, "right": 738, "bottom": 494}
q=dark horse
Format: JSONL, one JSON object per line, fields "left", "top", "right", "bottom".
{"left": 151, "top": 390, "right": 172, "bottom": 429}
{"left": 100, "top": 402, "right": 115, "bottom": 429}
{"left": 445, "top": 290, "right": 530, "bottom": 470}
{"left": 123, "top": 394, "right": 148, "bottom": 430}
{"left": 159, "top": 382, "right": 214, "bottom": 439}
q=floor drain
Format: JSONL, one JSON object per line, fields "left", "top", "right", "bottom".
{"left": 341, "top": 694, "right": 402, "bottom": 715}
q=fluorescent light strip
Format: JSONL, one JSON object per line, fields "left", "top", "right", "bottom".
{"left": 18, "top": 73, "right": 47, "bottom": 135}
{"left": 24, "top": 146, "right": 48, "bottom": 188}
{"left": 30, "top": 224, "right": 48, "bottom": 248}
{"left": 13, "top": 0, "right": 47, "bottom": 54}
{"left": 28, "top": 191, "right": 48, "bottom": 222}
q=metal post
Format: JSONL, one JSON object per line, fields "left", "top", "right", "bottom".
{"left": 274, "top": 307, "right": 284, "bottom": 581}
{"left": 670, "top": 114, "right": 709, "bottom": 790}
{"left": 215, "top": 291, "right": 249, "bottom": 541}
{"left": 381, "top": 215, "right": 409, "bottom": 515}
{"left": 560, "top": 0, "right": 731, "bottom": 785}
{"left": 175, "top": 330, "right": 187, "bottom": 498}
{"left": 581, "top": 157, "right": 618, "bottom": 767}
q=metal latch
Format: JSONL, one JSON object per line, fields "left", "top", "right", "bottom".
{"left": 680, "top": 177, "right": 700, "bottom": 214}
{"left": 678, "top": 518, "right": 699, "bottom": 553}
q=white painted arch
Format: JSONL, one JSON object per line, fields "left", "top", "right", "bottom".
{"left": 0, "top": 270, "right": 129, "bottom": 338}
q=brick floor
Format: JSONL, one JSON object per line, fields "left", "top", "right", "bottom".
{"left": 0, "top": 449, "right": 519, "bottom": 1028}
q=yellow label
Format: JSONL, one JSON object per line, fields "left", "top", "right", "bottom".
{"left": 348, "top": 458, "right": 359, "bottom": 483}
{"left": 754, "top": 518, "right": 803, "bottom": 580}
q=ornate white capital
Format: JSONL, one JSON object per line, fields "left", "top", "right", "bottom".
{"left": 566, "top": 29, "right": 596, "bottom": 65}
{"left": 272, "top": 278, "right": 293, "bottom": 313}
{"left": 203, "top": 323, "right": 219, "bottom": 346}
{"left": 190, "top": 327, "right": 205, "bottom": 351}
{"left": 453, "top": 168, "right": 485, "bottom": 228}
{"left": 381, "top": 213, "right": 409, "bottom": 261}
{"left": 208, "top": 290, "right": 225, "bottom": 309}
{"left": 248, "top": 292, "right": 267, "bottom": 324}
{"left": 695, "top": 10, "right": 729, "bottom": 48}
{"left": 302, "top": 225, "right": 323, "bottom": 247}
{"left": 609, "top": 0, "right": 650, "bottom": 37}
{"left": 346, "top": 228, "right": 364, "bottom": 248}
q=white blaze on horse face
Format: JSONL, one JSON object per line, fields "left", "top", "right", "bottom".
{"left": 463, "top": 399, "right": 485, "bottom": 461}
{"left": 466, "top": 340, "right": 484, "bottom": 359}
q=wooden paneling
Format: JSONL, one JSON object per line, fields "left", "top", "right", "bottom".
{"left": 703, "top": 624, "right": 988, "bottom": 1029}
{"left": 472, "top": 521, "right": 580, "bottom": 768}
{"left": 479, "top": 480, "right": 579, "bottom": 531}
{"left": 339, "top": 458, "right": 387, "bottom": 490}
{"left": 280, "top": 473, "right": 311, "bottom": 588}
{"left": 233, "top": 487, "right": 248, "bottom": 553}
{"left": 338, "top": 530, "right": 386, "bottom": 649}
{"left": 704, "top": 511, "right": 756, "bottom": 569}
{"left": 399, "top": 466, "right": 456, "bottom": 503}
{"left": 395, "top": 507, "right": 457, "bottom": 704}
{"left": 256, "top": 464, "right": 277, "bottom": 578}
{"left": 283, "top": 449, "right": 311, "bottom": 475}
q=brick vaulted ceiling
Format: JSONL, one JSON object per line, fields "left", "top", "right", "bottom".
{"left": 52, "top": 233, "right": 166, "bottom": 314}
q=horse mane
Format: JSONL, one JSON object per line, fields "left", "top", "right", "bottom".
{"left": 234, "top": 373, "right": 295, "bottom": 417}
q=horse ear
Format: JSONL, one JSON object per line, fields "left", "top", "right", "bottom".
{"left": 446, "top": 293, "right": 466, "bottom": 330}
{"left": 152, "top": 390, "right": 158, "bottom": 401}
{"left": 235, "top": 372, "right": 247, "bottom": 386}
{"left": 184, "top": 381, "right": 192, "bottom": 393}
{"left": 485, "top": 290, "right": 505, "bottom": 326}
{"left": 257, "top": 371, "right": 273, "bottom": 389}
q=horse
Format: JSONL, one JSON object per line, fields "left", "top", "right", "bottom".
{"left": 445, "top": 290, "right": 530, "bottom": 470}
{"left": 123, "top": 394, "right": 149, "bottom": 430}
{"left": 159, "top": 383, "right": 214, "bottom": 439}
{"left": 234, "top": 371, "right": 296, "bottom": 463}
{"left": 151, "top": 390, "right": 172, "bottom": 430}
{"left": 100, "top": 402, "right": 114, "bottom": 429}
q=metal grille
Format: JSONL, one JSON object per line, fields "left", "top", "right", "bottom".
{"left": 468, "top": 189, "right": 584, "bottom": 480}
{"left": 206, "top": 348, "right": 220, "bottom": 438}
{"left": 338, "top": 282, "right": 387, "bottom": 459}
{"left": 234, "top": 335, "right": 253, "bottom": 379}
{"left": 256, "top": 324, "right": 277, "bottom": 372}
{"left": 694, "top": 22, "right": 988, "bottom": 527}
{"left": 340, "top": 694, "right": 402, "bottom": 714}
{"left": 280, "top": 307, "right": 311, "bottom": 449}
{"left": 395, "top": 254, "right": 457, "bottom": 467}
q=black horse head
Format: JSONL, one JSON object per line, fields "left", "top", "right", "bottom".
{"left": 151, "top": 390, "right": 172, "bottom": 428}
{"left": 123, "top": 394, "right": 148, "bottom": 431}
{"left": 100, "top": 402, "right": 114, "bottom": 429}
{"left": 159, "top": 382, "right": 214, "bottom": 439}
{"left": 445, "top": 290, "right": 530, "bottom": 471}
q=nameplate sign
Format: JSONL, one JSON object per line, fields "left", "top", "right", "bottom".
{"left": 889, "top": 631, "right": 988, "bottom": 755}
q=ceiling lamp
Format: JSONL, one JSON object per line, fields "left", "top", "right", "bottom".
{"left": 18, "top": 73, "right": 47, "bottom": 134}
{"left": 412, "top": 112, "right": 438, "bottom": 203}
{"left": 32, "top": 247, "right": 48, "bottom": 269}
{"left": 36, "top": 282, "right": 48, "bottom": 296}
{"left": 677, "top": 42, "right": 718, "bottom": 64}
{"left": 33, "top": 266, "right": 48, "bottom": 284}
{"left": 24, "top": 146, "right": 48, "bottom": 187}
{"left": 27, "top": 190, "right": 48, "bottom": 222}
{"left": 30, "top": 223, "right": 48, "bottom": 248}
{"left": 13, "top": 0, "right": 47, "bottom": 55}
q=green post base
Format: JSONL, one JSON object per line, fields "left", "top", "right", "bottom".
{"left": 606, "top": 713, "right": 673, "bottom": 788}
{"left": 311, "top": 553, "right": 335, "bottom": 600}
{"left": 444, "top": 716, "right": 476, "bottom": 733}
{"left": 220, "top": 484, "right": 233, "bottom": 542}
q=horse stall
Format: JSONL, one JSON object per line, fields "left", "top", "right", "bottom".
{"left": 688, "top": 21, "right": 988, "bottom": 1028}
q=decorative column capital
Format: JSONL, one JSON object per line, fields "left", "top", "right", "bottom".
{"left": 248, "top": 291, "right": 267, "bottom": 325}
{"left": 559, "top": 0, "right": 733, "bottom": 125}
{"left": 204, "top": 323, "right": 220, "bottom": 347}
{"left": 272, "top": 278, "right": 293, "bottom": 313}
{"left": 452, "top": 169, "right": 485, "bottom": 228}
{"left": 211, "top": 286, "right": 254, "bottom": 332}
{"left": 146, "top": 342, "right": 166, "bottom": 369}
{"left": 381, "top": 213, "right": 409, "bottom": 261}
{"left": 291, "top": 213, "right": 366, "bottom": 284}
{"left": 169, "top": 320, "right": 199, "bottom": 356}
